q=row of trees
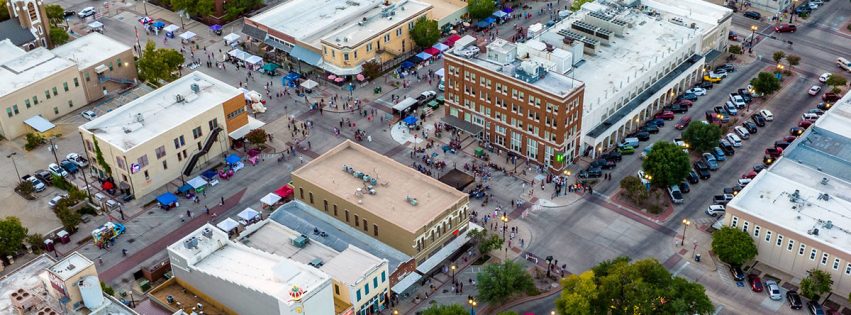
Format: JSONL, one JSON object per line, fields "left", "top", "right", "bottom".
{"left": 0, "top": 217, "right": 48, "bottom": 257}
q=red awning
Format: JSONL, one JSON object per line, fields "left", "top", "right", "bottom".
{"left": 424, "top": 47, "right": 441, "bottom": 56}
{"left": 274, "top": 185, "right": 293, "bottom": 198}
{"left": 445, "top": 34, "right": 461, "bottom": 46}
{"left": 102, "top": 181, "right": 114, "bottom": 190}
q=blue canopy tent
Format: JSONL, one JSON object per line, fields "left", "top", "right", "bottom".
{"left": 210, "top": 24, "right": 222, "bottom": 31}
{"left": 475, "top": 20, "right": 490, "bottom": 29}
{"left": 403, "top": 115, "right": 418, "bottom": 125}
{"left": 502, "top": 7, "right": 513, "bottom": 13}
{"left": 400, "top": 61, "right": 415, "bottom": 70}
{"left": 282, "top": 72, "right": 301, "bottom": 87}
{"left": 226, "top": 153, "right": 241, "bottom": 165}
{"left": 484, "top": 17, "right": 496, "bottom": 25}
{"left": 152, "top": 21, "right": 165, "bottom": 28}
{"left": 157, "top": 192, "right": 178, "bottom": 206}
{"left": 432, "top": 43, "right": 450, "bottom": 52}
{"left": 415, "top": 52, "right": 433, "bottom": 60}
{"left": 177, "top": 184, "right": 193, "bottom": 194}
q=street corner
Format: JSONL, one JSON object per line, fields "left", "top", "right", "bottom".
{"left": 670, "top": 222, "right": 719, "bottom": 272}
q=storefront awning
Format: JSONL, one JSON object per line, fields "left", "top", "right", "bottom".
{"left": 441, "top": 115, "right": 482, "bottom": 135}
{"left": 290, "top": 45, "right": 323, "bottom": 66}
{"left": 415, "top": 222, "right": 479, "bottom": 274}
{"left": 319, "top": 62, "right": 362, "bottom": 76}
{"left": 229, "top": 116, "right": 266, "bottom": 139}
{"left": 24, "top": 115, "right": 55, "bottom": 132}
{"left": 391, "top": 272, "right": 423, "bottom": 295}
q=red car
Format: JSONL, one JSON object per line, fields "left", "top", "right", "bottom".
{"left": 675, "top": 99, "right": 694, "bottom": 107}
{"left": 748, "top": 274, "right": 764, "bottom": 292}
{"left": 783, "top": 135, "right": 797, "bottom": 142}
{"left": 799, "top": 120, "right": 813, "bottom": 128}
{"left": 675, "top": 116, "right": 692, "bottom": 130}
{"left": 655, "top": 111, "right": 675, "bottom": 120}
{"left": 742, "top": 170, "right": 758, "bottom": 179}
{"left": 775, "top": 24, "right": 797, "bottom": 33}
{"left": 822, "top": 93, "right": 841, "bottom": 102}
{"left": 765, "top": 147, "right": 783, "bottom": 158}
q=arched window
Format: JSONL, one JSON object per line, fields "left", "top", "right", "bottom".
{"left": 27, "top": 3, "right": 37, "bottom": 21}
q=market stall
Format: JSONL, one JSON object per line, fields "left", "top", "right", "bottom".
{"left": 403, "top": 115, "right": 418, "bottom": 126}
{"left": 216, "top": 218, "right": 240, "bottom": 237}
{"left": 238, "top": 208, "right": 262, "bottom": 225}
{"left": 179, "top": 31, "right": 197, "bottom": 43}
{"left": 444, "top": 34, "right": 461, "bottom": 47}
{"left": 300, "top": 79, "right": 318, "bottom": 93}
{"left": 87, "top": 21, "right": 104, "bottom": 33}
{"left": 92, "top": 222, "right": 126, "bottom": 249}
{"left": 187, "top": 176, "right": 208, "bottom": 194}
{"left": 423, "top": 47, "right": 440, "bottom": 57}
{"left": 223, "top": 33, "right": 240, "bottom": 46}
{"left": 210, "top": 24, "right": 222, "bottom": 35}
{"left": 274, "top": 185, "right": 294, "bottom": 200}
{"left": 260, "top": 193, "right": 282, "bottom": 209}
{"left": 432, "top": 43, "right": 450, "bottom": 52}
{"left": 163, "top": 24, "right": 179, "bottom": 38}
{"left": 156, "top": 192, "right": 179, "bottom": 210}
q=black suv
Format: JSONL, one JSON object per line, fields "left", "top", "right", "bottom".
{"left": 786, "top": 291, "right": 803, "bottom": 310}
{"left": 720, "top": 140, "right": 735, "bottom": 156}
{"left": 743, "top": 11, "right": 761, "bottom": 20}
{"left": 751, "top": 113, "right": 766, "bottom": 126}
{"left": 603, "top": 151, "right": 622, "bottom": 162}
{"left": 687, "top": 171, "right": 700, "bottom": 184}
{"left": 579, "top": 167, "right": 603, "bottom": 178}
{"left": 635, "top": 131, "right": 650, "bottom": 141}
{"left": 729, "top": 265, "right": 746, "bottom": 281}
{"left": 743, "top": 121, "right": 758, "bottom": 134}
{"left": 592, "top": 159, "right": 616, "bottom": 170}
{"left": 694, "top": 167, "right": 710, "bottom": 180}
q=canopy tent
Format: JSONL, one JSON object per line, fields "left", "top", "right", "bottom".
{"left": 415, "top": 52, "right": 432, "bottom": 60}
{"left": 152, "top": 21, "right": 166, "bottom": 28}
{"left": 187, "top": 176, "right": 208, "bottom": 189}
{"left": 245, "top": 55, "right": 263, "bottom": 65}
{"left": 87, "top": 21, "right": 104, "bottom": 29}
{"left": 261, "top": 63, "right": 279, "bottom": 72}
{"left": 434, "top": 68, "right": 445, "bottom": 78}
{"left": 138, "top": 17, "right": 153, "bottom": 24}
{"left": 24, "top": 115, "right": 55, "bottom": 133}
{"left": 403, "top": 115, "right": 418, "bottom": 125}
{"left": 238, "top": 208, "right": 261, "bottom": 221}
{"left": 226, "top": 153, "right": 241, "bottom": 164}
{"left": 393, "top": 97, "right": 418, "bottom": 113}
{"left": 177, "top": 184, "right": 193, "bottom": 193}
{"left": 210, "top": 24, "right": 222, "bottom": 31}
{"left": 223, "top": 33, "right": 240, "bottom": 43}
{"left": 216, "top": 218, "right": 239, "bottom": 232}
{"left": 408, "top": 55, "right": 423, "bottom": 63}
{"left": 300, "top": 79, "right": 318, "bottom": 90}
{"left": 156, "top": 192, "right": 178, "bottom": 206}
{"left": 163, "top": 24, "right": 180, "bottom": 33}
{"left": 260, "top": 193, "right": 282, "bottom": 206}
{"left": 228, "top": 49, "right": 254, "bottom": 62}
{"left": 502, "top": 7, "right": 513, "bottom": 13}
{"left": 399, "top": 61, "right": 415, "bottom": 70}
{"left": 432, "top": 42, "right": 450, "bottom": 52}
{"left": 179, "top": 31, "right": 196, "bottom": 40}
{"left": 228, "top": 116, "right": 265, "bottom": 139}
{"left": 274, "top": 185, "right": 294, "bottom": 198}
{"left": 493, "top": 10, "right": 508, "bottom": 18}
{"left": 445, "top": 34, "right": 461, "bottom": 46}
{"left": 476, "top": 18, "right": 494, "bottom": 29}
{"left": 423, "top": 47, "right": 440, "bottom": 56}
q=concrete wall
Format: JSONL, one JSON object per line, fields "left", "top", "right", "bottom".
{"left": 170, "top": 264, "right": 282, "bottom": 315}
{"left": 78, "top": 49, "right": 138, "bottom": 103}
{"left": 723, "top": 209, "right": 851, "bottom": 295}
{"left": 0, "top": 66, "right": 88, "bottom": 138}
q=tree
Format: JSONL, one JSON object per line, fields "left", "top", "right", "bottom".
{"left": 168, "top": 0, "right": 214, "bottom": 17}
{"left": 728, "top": 45, "right": 742, "bottom": 55}
{"left": 556, "top": 258, "right": 713, "bottom": 315}
{"left": 682, "top": 123, "right": 722, "bottom": 153}
{"left": 137, "top": 40, "right": 185, "bottom": 84}
{"left": 0, "top": 217, "right": 28, "bottom": 256}
{"left": 25, "top": 233, "right": 44, "bottom": 254}
{"left": 786, "top": 55, "right": 800, "bottom": 69}
{"left": 825, "top": 73, "right": 847, "bottom": 94}
{"left": 421, "top": 304, "right": 467, "bottom": 315}
{"left": 772, "top": 51, "right": 785, "bottom": 63}
{"left": 55, "top": 199, "right": 82, "bottom": 231}
{"left": 468, "top": 227, "right": 504, "bottom": 254}
{"left": 15, "top": 180, "right": 35, "bottom": 198}
{"left": 44, "top": 4, "right": 65, "bottom": 27}
{"left": 411, "top": 17, "right": 440, "bottom": 48}
{"left": 750, "top": 72, "right": 782, "bottom": 96}
{"left": 49, "top": 27, "right": 70, "bottom": 47}
{"left": 619, "top": 176, "right": 648, "bottom": 205}
{"left": 467, "top": 0, "right": 495, "bottom": 19}
{"left": 223, "top": 0, "right": 262, "bottom": 20}
{"left": 245, "top": 128, "right": 268, "bottom": 148}
{"left": 477, "top": 261, "right": 536, "bottom": 304}
{"left": 711, "top": 226, "right": 758, "bottom": 266}
{"left": 93, "top": 137, "right": 112, "bottom": 175}
{"left": 361, "top": 60, "right": 382, "bottom": 81}
{"left": 570, "top": 0, "right": 594, "bottom": 11}
{"left": 641, "top": 141, "right": 690, "bottom": 188}
{"left": 0, "top": 0, "right": 10, "bottom": 22}
{"left": 800, "top": 269, "right": 833, "bottom": 300}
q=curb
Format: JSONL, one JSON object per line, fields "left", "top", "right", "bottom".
{"left": 483, "top": 285, "right": 563, "bottom": 314}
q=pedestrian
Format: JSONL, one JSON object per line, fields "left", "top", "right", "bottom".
{"left": 299, "top": 156, "right": 304, "bottom": 164}
{"left": 186, "top": 209, "right": 192, "bottom": 218}
{"left": 221, "top": 196, "right": 225, "bottom": 206}
{"left": 205, "top": 206, "right": 210, "bottom": 215}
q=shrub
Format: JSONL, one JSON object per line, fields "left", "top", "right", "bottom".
{"left": 24, "top": 133, "right": 45, "bottom": 150}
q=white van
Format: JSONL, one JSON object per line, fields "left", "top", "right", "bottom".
{"left": 838, "top": 57, "right": 851, "bottom": 72}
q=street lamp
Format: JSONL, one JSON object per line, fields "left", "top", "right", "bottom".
{"left": 681, "top": 219, "right": 691, "bottom": 246}
{"left": 789, "top": 0, "right": 797, "bottom": 23}
{"left": 749, "top": 25, "right": 757, "bottom": 53}
{"left": 451, "top": 264, "right": 456, "bottom": 283}
{"left": 393, "top": 310, "right": 399, "bottom": 315}
{"left": 500, "top": 214, "right": 508, "bottom": 239}
{"left": 7, "top": 152, "right": 21, "bottom": 184}
{"left": 468, "top": 298, "right": 477, "bottom": 315}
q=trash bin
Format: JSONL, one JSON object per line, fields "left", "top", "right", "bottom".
{"left": 57, "top": 230, "right": 70, "bottom": 244}
{"left": 475, "top": 148, "right": 484, "bottom": 158}
{"left": 43, "top": 239, "right": 54, "bottom": 252}
{"left": 695, "top": 254, "right": 701, "bottom": 262}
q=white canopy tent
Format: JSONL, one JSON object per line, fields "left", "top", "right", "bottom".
{"left": 260, "top": 193, "right": 282, "bottom": 206}
{"left": 187, "top": 176, "right": 208, "bottom": 189}
{"left": 223, "top": 33, "right": 240, "bottom": 43}
{"left": 245, "top": 55, "right": 263, "bottom": 65}
{"left": 163, "top": 24, "right": 180, "bottom": 33}
{"left": 300, "top": 79, "right": 318, "bottom": 90}
{"left": 238, "top": 208, "right": 261, "bottom": 221}
{"left": 179, "top": 31, "right": 197, "bottom": 40}
{"left": 87, "top": 21, "right": 104, "bottom": 30}
{"left": 216, "top": 218, "right": 239, "bottom": 233}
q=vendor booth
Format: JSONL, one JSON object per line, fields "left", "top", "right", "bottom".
{"left": 423, "top": 47, "right": 440, "bottom": 56}
{"left": 260, "top": 193, "right": 282, "bottom": 209}
{"left": 210, "top": 24, "right": 222, "bottom": 35}
{"left": 92, "top": 222, "right": 126, "bottom": 249}
{"left": 238, "top": 208, "right": 262, "bottom": 225}
{"left": 223, "top": 33, "right": 240, "bottom": 46}
{"left": 274, "top": 185, "right": 294, "bottom": 199}
{"left": 87, "top": 21, "right": 104, "bottom": 33}
{"left": 187, "top": 176, "right": 208, "bottom": 194}
{"left": 403, "top": 115, "right": 418, "bottom": 126}
{"left": 216, "top": 218, "right": 240, "bottom": 237}
{"left": 300, "top": 79, "right": 318, "bottom": 93}
{"left": 156, "top": 192, "right": 179, "bottom": 210}
{"left": 179, "top": 31, "right": 196, "bottom": 43}
{"left": 433, "top": 42, "right": 450, "bottom": 52}
{"left": 444, "top": 34, "right": 461, "bottom": 47}
{"left": 163, "top": 24, "right": 179, "bottom": 38}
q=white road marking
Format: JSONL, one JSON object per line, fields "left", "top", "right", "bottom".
{"left": 672, "top": 261, "right": 690, "bottom": 277}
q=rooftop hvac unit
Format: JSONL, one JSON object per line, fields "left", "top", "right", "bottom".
{"left": 292, "top": 235, "right": 309, "bottom": 248}
{"left": 175, "top": 94, "right": 185, "bottom": 103}
{"left": 190, "top": 83, "right": 200, "bottom": 94}
{"left": 406, "top": 196, "right": 418, "bottom": 206}
{"left": 183, "top": 237, "right": 198, "bottom": 249}
{"left": 201, "top": 227, "right": 213, "bottom": 238}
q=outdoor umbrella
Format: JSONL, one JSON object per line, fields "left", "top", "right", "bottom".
{"left": 334, "top": 77, "right": 344, "bottom": 83}
{"left": 403, "top": 115, "right": 418, "bottom": 125}
{"left": 327, "top": 74, "right": 337, "bottom": 80}
{"left": 153, "top": 21, "right": 165, "bottom": 28}
{"left": 210, "top": 24, "right": 223, "bottom": 31}
{"left": 356, "top": 74, "right": 365, "bottom": 81}
{"left": 226, "top": 153, "right": 241, "bottom": 164}
{"left": 300, "top": 79, "right": 318, "bottom": 90}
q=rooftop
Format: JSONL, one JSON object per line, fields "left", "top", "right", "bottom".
{"left": 729, "top": 93, "right": 851, "bottom": 254}
{"left": 0, "top": 46, "right": 76, "bottom": 98}
{"left": 321, "top": 0, "right": 431, "bottom": 49}
{"left": 81, "top": 71, "right": 242, "bottom": 151}
{"left": 49, "top": 252, "right": 94, "bottom": 281}
{"left": 0, "top": 19, "right": 36, "bottom": 46}
{"left": 419, "top": 0, "right": 465, "bottom": 22}
{"left": 292, "top": 140, "right": 467, "bottom": 233}
{"left": 0, "top": 39, "right": 26, "bottom": 64}
{"left": 52, "top": 32, "right": 132, "bottom": 70}
{"left": 250, "top": 0, "right": 388, "bottom": 48}
{"left": 448, "top": 52, "right": 582, "bottom": 99}
{"left": 241, "top": 220, "right": 386, "bottom": 286}
{"left": 641, "top": 0, "right": 732, "bottom": 33}
{"left": 148, "top": 278, "right": 228, "bottom": 315}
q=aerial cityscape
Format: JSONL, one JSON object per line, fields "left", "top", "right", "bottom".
{"left": 0, "top": 0, "right": 849, "bottom": 313}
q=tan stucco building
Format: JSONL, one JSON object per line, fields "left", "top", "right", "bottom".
{"left": 0, "top": 33, "right": 136, "bottom": 139}
{"left": 291, "top": 140, "right": 470, "bottom": 264}
{"left": 78, "top": 71, "right": 250, "bottom": 198}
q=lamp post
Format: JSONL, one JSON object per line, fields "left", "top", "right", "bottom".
{"left": 7, "top": 152, "right": 21, "bottom": 184}
{"left": 468, "top": 298, "right": 477, "bottom": 315}
{"left": 451, "top": 264, "right": 456, "bottom": 283}
{"left": 393, "top": 310, "right": 399, "bottom": 315}
{"left": 142, "top": 0, "right": 148, "bottom": 16}
{"left": 681, "top": 219, "right": 691, "bottom": 246}
{"left": 749, "top": 25, "right": 757, "bottom": 54}
{"left": 500, "top": 214, "right": 508, "bottom": 239}
{"left": 789, "top": 0, "right": 796, "bottom": 23}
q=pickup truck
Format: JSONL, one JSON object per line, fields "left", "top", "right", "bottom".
{"left": 22, "top": 175, "right": 46, "bottom": 192}
{"left": 66, "top": 153, "right": 89, "bottom": 168}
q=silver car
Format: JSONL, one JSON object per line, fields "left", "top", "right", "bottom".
{"left": 765, "top": 280, "right": 782, "bottom": 300}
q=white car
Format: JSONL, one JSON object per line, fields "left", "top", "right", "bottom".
{"left": 734, "top": 126, "right": 750, "bottom": 139}
{"left": 738, "top": 178, "right": 752, "bottom": 186}
{"left": 48, "top": 194, "right": 69, "bottom": 209}
{"left": 637, "top": 170, "right": 650, "bottom": 185}
{"left": 726, "top": 133, "right": 742, "bottom": 147}
{"left": 765, "top": 280, "right": 782, "bottom": 300}
{"left": 686, "top": 87, "right": 707, "bottom": 96}
{"left": 808, "top": 2, "right": 818, "bottom": 9}
{"left": 77, "top": 7, "right": 95, "bottom": 18}
{"left": 705, "top": 204, "right": 725, "bottom": 217}
{"left": 417, "top": 90, "right": 437, "bottom": 100}
{"left": 48, "top": 163, "right": 68, "bottom": 177}
{"left": 81, "top": 110, "right": 97, "bottom": 120}
{"left": 760, "top": 109, "right": 774, "bottom": 121}
{"left": 808, "top": 85, "right": 822, "bottom": 96}
{"left": 66, "top": 153, "right": 89, "bottom": 168}
{"left": 819, "top": 72, "right": 831, "bottom": 83}
{"left": 729, "top": 94, "right": 746, "bottom": 108}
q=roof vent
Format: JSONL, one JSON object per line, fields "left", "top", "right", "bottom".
{"left": 175, "top": 94, "right": 185, "bottom": 103}
{"left": 406, "top": 195, "right": 418, "bottom": 206}
{"left": 190, "top": 83, "right": 200, "bottom": 94}
{"left": 821, "top": 177, "right": 829, "bottom": 185}
{"left": 135, "top": 113, "right": 144, "bottom": 123}
{"left": 201, "top": 227, "right": 213, "bottom": 238}
{"left": 824, "top": 220, "right": 834, "bottom": 229}
{"left": 809, "top": 228, "right": 819, "bottom": 235}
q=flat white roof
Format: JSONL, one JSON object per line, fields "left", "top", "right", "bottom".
{"left": 0, "top": 47, "right": 76, "bottom": 98}
{"left": 81, "top": 71, "right": 241, "bottom": 151}
{"left": 249, "top": 0, "right": 385, "bottom": 47}
{"left": 729, "top": 93, "right": 851, "bottom": 254}
{"left": 642, "top": 0, "right": 732, "bottom": 32}
{"left": 0, "top": 255, "right": 55, "bottom": 314}
{"left": 448, "top": 53, "right": 582, "bottom": 99}
{"left": 0, "top": 39, "right": 26, "bottom": 64}
{"left": 52, "top": 32, "right": 132, "bottom": 70}
{"left": 49, "top": 252, "right": 94, "bottom": 281}
{"left": 322, "top": 0, "right": 432, "bottom": 48}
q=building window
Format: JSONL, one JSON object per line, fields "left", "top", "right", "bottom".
{"left": 764, "top": 231, "right": 771, "bottom": 242}
{"left": 355, "top": 214, "right": 360, "bottom": 227}
{"left": 323, "top": 200, "right": 328, "bottom": 212}
{"left": 373, "top": 277, "right": 378, "bottom": 289}
{"left": 33, "top": 96, "right": 38, "bottom": 105}
{"left": 799, "top": 244, "right": 806, "bottom": 255}
{"left": 731, "top": 216, "right": 738, "bottom": 228}
{"left": 68, "top": 100, "right": 73, "bottom": 108}
{"left": 174, "top": 135, "right": 185, "bottom": 149}
{"left": 396, "top": 27, "right": 402, "bottom": 36}
{"left": 137, "top": 154, "right": 149, "bottom": 167}
{"left": 381, "top": 271, "right": 386, "bottom": 282}
{"left": 335, "top": 284, "right": 340, "bottom": 295}
{"left": 208, "top": 118, "right": 218, "bottom": 131}
{"left": 787, "top": 239, "right": 794, "bottom": 251}
{"left": 364, "top": 284, "right": 369, "bottom": 295}
{"left": 192, "top": 126, "right": 203, "bottom": 139}
{"left": 356, "top": 289, "right": 361, "bottom": 302}
{"left": 753, "top": 226, "right": 760, "bottom": 237}
{"left": 810, "top": 249, "right": 817, "bottom": 260}
{"left": 53, "top": 107, "right": 58, "bottom": 115}
{"left": 299, "top": 188, "right": 304, "bottom": 199}
{"left": 822, "top": 253, "right": 829, "bottom": 265}
{"left": 162, "top": 160, "right": 168, "bottom": 170}
{"left": 846, "top": 263, "right": 851, "bottom": 275}
{"left": 6, "top": 108, "right": 12, "bottom": 117}
{"left": 52, "top": 87, "right": 58, "bottom": 96}
{"left": 155, "top": 146, "right": 166, "bottom": 159}
{"left": 116, "top": 157, "right": 126, "bottom": 170}
{"left": 384, "top": 34, "right": 390, "bottom": 42}
{"left": 74, "top": 78, "right": 79, "bottom": 87}
{"left": 742, "top": 222, "right": 749, "bottom": 232}
{"left": 345, "top": 210, "right": 350, "bottom": 222}
{"left": 25, "top": 99, "right": 31, "bottom": 108}
{"left": 366, "top": 43, "right": 372, "bottom": 52}
{"left": 144, "top": 169, "right": 150, "bottom": 181}
{"left": 12, "top": 105, "right": 18, "bottom": 114}
{"left": 363, "top": 219, "right": 368, "bottom": 232}
{"left": 373, "top": 224, "right": 378, "bottom": 236}
{"left": 344, "top": 53, "right": 349, "bottom": 61}
{"left": 333, "top": 204, "right": 338, "bottom": 216}
{"left": 834, "top": 258, "right": 840, "bottom": 270}
{"left": 109, "top": 62, "right": 113, "bottom": 71}
{"left": 85, "top": 72, "right": 90, "bottom": 82}
{"left": 776, "top": 235, "right": 783, "bottom": 246}
{"left": 117, "top": 58, "right": 122, "bottom": 67}
{"left": 309, "top": 192, "right": 313, "bottom": 204}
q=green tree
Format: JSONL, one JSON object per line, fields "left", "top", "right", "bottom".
{"left": 825, "top": 73, "right": 847, "bottom": 94}
{"left": 49, "top": 27, "right": 70, "bottom": 47}
{"left": 24, "top": 132, "right": 45, "bottom": 150}
{"left": 361, "top": 60, "right": 382, "bottom": 81}
{"left": 467, "top": 0, "right": 495, "bottom": 19}
{"left": 641, "top": 141, "right": 690, "bottom": 187}
{"left": 477, "top": 261, "right": 536, "bottom": 304}
{"left": 555, "top": 270, "right": 597, "bottom": 315}
{"left": 245, "top": 128, "right": 268, "bottom": 148}
{"left": 138, "top": 40, "right": 184, "bottom": 84}
{"left": 711, "top": 226, "right": 758, "bottom": 266}
{"left": 411, "top": 17, "right": 440, "bottom": 48}
{"left": 93, "top": 137, "right": 112, "bottom": 175}
{"left": 223, "top": 0, "right": 262, "bottom": 20}
{"left": 728, "top": 45, "right": 742, "bottom": 55}
{"left": 0, "top": 217, "right": 28, "bottom": 256}
{"left": 169, "top": 0, "right": 214, "bottom": 17}
{"left": 55, "top": 199, "right": 82, "bottom": 231}
{"left": 682, "top": 123, "right": 722, "bottom": 153}
{"left": 772, "top": 51, "right": 785, "bottom": 63}
{"left": 421, "top": 304, "right": 467, "bottom": 315}
{"left": 100, "top": 282, "right": 115, "bottom": 296}
{"left": 750, "top": 72, "right": 782, "bottom": 96}
{"left": 800, "top": 269, "right": 833, "bottom": 300}
{"left": 15, "top": 180, "right": 35, "bottom": 198}
{"left": 468, "top": 227, "right": 504, "bottom": 254}
{"left": 571, "top": 0, "right": 594, "bottom": 11}
{"left": 25, "top": 233, "right": 44, "bottom": 254}
{"left": 44, "top": 4, "right": 65, "bottom": 27}
{"left": 0, "top": 0, "right": 10, "bottom": 21}
{"left": 786, "top": 55, "right": 800, "bottom": 69}
{"left": 619, "top": 176, "right": 648, "bottom": 204}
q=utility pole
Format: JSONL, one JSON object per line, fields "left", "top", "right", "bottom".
{"left": 48, "top": 137, "right": 60, "bottom": 165}
{"left": 7, "top": 152, "right": 21, "bottom": 184}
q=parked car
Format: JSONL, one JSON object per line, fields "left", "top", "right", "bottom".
{"left": 678, "top": 182, "right": 690, "bottom": 193}
{"left": 819, "top": 73, "right": 832, "bottom": 83}
{"left": 729, "top": 94, "right": 747, "bottom": 108}
{"left": 802, "top": 113, "right": 820, "bottom": 121}
{"left": 726, "top": 133, "right": 742, "bottom": 147}
{"left": 799, "top": 119, "right": 814, "bottom": 128}
{"left": 687, "top": 170, "right": 700, "bottom": 184}
{"left": 697, "top": 81, "right": 714, "bottom": 89}
{"left": 775, "top": 141, "right": 790, "bottom": 149}
{"left": 63, "top": 10, "right": 75, "bottom": 18}
{"left": 714, "top": 194, "right": 734, "bottom": 205}
{"left": 808, "top": 85, "right": 822, "bottom": 96}
{"left": 686, "top": 87, "right": 706, "bottom": 96}
{"left": 34, "top": 169, "right": 53, "bottom": 186}
{"left": 66, "top": 153, "right": 89, "bottom": 168}
{"left": 48, "top": 163, "right": 68, "bottom": 177}
{"left": 765, "top": 280, "right": 782, "bottom": 300}
{"left": 743, "top": 11, "right": 761, "bottom": 19}
{"left": 695, "top": 167, "right": 710, "bottom": 180}
{"left": 716, "top": 64, "right": 736, "bottom": 72}
{"left": 742, "top": 170, "right": 758, "bottom": 179}
{"left": 775, "top": 23, "right": 797, "bottom": 32}
{"left": 822, "top": 93, "right": 841, "bottom": 102}
{"left": 712, "top": 147, "right": 727, "bottom": 161}
{"left": 817, "top": 102, "right": 833, "bottom": 111}
{"left": 60, "top": 160, "right": 78, "bottom": 174}
{"left": 808, "top": 108, "right": 825, "bottom": 116}
{"left": 668, "top": 185, "right": 684, "bottom": 204}
{"left": 738, "top": 178, "right": 753, "bottom": 186}
{"left": 48, "top": 194, "right": 68, "bottom": 209}
{"left": 579, "top": 167, "right": 603, "bottom": 178}
{"left": 748, "top": 274, "right": 764, "bottom": 292}
{"left": 655, "top": 111, "right": 675, "bottom": 120}
{"left": 706, "top": 204, "right": 725, "bottom": 217}
{"left": 808, "top": 301, "right": 826, "bottom": 315}
{"left": 641, "top": 124, "right": 659, "bottom": 134}
{"left": 729, "top": 265, "right": 746, "bottom": 281}
{"left": 766, "top": 147, "right": 783, "bottom": 158}
{"left": 674, "top": 116, "right": 692, "bottom": 130}
{"left": 760, "top": 109, "right": 774, "bottom": 121}
{"left": 734, "top": 126, "right": 750, "bottom": 140}
{"left": 743, "top": 121, "right": 758, "bottom": 134}
{"left": 81, "top": 110, "right": 97, "bottom": 120}
{"left": 790, "top": 127, "right": 804, "bottom": 136}
{"left": 677, "top": 93, "right": 698, "bottom": 101}
{"left": 702, "top": 153, "right": 719, "bottom": 170}
{"left": 77, "top": 7, "right": 95, "bottom": 18}
{"left": 693, "top": 160, "right": 709, "bottom": 172}
{"left": 787, "top": 291, "right": 803, "bottom": 310}
{"left": 603, "top": 151, "right": 622, "bottom": 162}
{"left": 737, "top": 89, "right": 753, "bottom": 102}
{"left": 618, "top": 146, "right": 636, "bottom": 154}
{"left": 720, "top": 139, "right": 735, "bottom": 155}
{"left": 21, "top": 175, "right": 46, "bottom": 192}
{"left": 724, "top": 101, "right": 738, "bottom": 115}
{"left": 703, "top": 75, "right": 721, "bottom": 83}
{"left": 783, "top": 135, "right": 798, "bottom": 142}
{"left": 592, "top": 158, "right": 616, "bottom": 170}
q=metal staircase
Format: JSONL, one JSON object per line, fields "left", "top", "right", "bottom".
{"left": 98, "top": 75, "right": 136, "bottom": 85}
{"left": 182, "top": 126, "right": 223, "bottom": 177}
